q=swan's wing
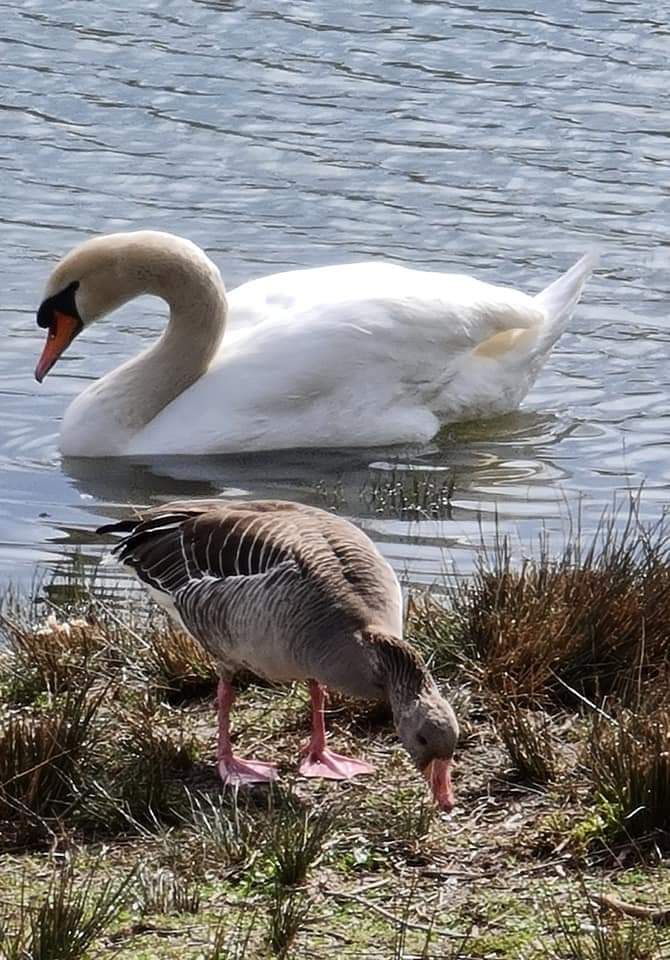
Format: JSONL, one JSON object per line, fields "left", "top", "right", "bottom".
{"left": 224, "top": 261, "right": 545, "bottom": 346}
{"left": 130, "top": 263, "right": 557, "bottom": 455}
{"left": 224, "top": 262, "right": 406, "bottom": 331}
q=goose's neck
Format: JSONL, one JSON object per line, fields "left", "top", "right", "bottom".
{"left": 63, "top": 237, "right": 227, "bottom": 455}
{"left": 367, "top": 630, "right": 432, "bottom": 712}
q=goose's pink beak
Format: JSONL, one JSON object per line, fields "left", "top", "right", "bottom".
{"left": 424, "top": 759, "right": 455, "bottom": 812}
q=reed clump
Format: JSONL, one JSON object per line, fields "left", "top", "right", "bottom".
{"left": 0, "top": 612, "right": 107, "bottom": 705}
{"left": 405, "top": 592, "right": 464, "bottom": 678}
{"left": 186, "top": 791, "right": 259, "bottom": 870}
{"left": 102, "top": 701, "right": 197, "bottom": 830}
{"left": 135, "top": 865, "right": 201, "bottom": 916}
{"left": 491, "top": 694, "right": 559, "bottom": 784}
{"left": 266, "top": 883, "right": 312, "bottom": 959}
{"left": 0, "top": 862, "right": 134, "bottom": 960}
{"left": 264, "top": 792, "right": 338, "bottom": 887}
{"left": 0, "top": 683, "right": 104, "bottom": 842}
{"left": 452, "top": 508, "right": 670, "bottom": 704}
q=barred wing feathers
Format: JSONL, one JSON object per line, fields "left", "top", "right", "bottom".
{"left": 97, "top": 500, "right": 397, "bottom": 630}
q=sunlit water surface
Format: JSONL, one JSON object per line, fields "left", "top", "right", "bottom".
{"left": 1, "top": 0, "right": 669, "bottom": 592}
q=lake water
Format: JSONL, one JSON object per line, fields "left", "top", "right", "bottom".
{"left": 1, "top": 0, "right": 669, "bottom": 591}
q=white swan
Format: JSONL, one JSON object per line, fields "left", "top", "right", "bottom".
{"left": 34, "top": 231, "right": 597, "bottom": 457}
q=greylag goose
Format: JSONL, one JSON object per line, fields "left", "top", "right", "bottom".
{"left": 98, "top": 499, "right": 458, "bottom": 810}
{"left": 34, "top": 230, "right": 597, "bottom": 456}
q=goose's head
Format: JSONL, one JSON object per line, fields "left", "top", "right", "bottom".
{"left": 397, "top": 689, "right": 459, "bottom": 812}
{"left": 34, "top": 231, "right": 223, "bottom": 382}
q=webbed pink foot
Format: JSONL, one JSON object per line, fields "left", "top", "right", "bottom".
{"left": 218, "top": 755, "right": 278, "bottom": 786}
{"left": 299, "top": 679, "right": 375, "bottom": 780}
{"left": 216, "top": 679, "right": 278, "bottom": 786}
{"left": 299, "top": 747, "right": 374, "bottom": 780}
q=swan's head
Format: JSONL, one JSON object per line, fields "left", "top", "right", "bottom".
{"left": 396, "top": 689, "right": 459, "bottom": 812}
{"left": 34, "top": 231, "right": 223, "bottom": 382}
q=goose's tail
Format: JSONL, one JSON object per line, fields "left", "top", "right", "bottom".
{"left": 534, "top": 252, "right": 599, "bottom": 344}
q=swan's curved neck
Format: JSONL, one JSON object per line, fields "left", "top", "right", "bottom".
{"left": 62, "top": 236, "right": 227, "bottom": 456}
{"left": 115, "top": 278, "right": 226, "bottom": 428}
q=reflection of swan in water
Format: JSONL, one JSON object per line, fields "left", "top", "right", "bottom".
{"left": 54, "top": 408, "right": 568, "bottom": 584}
{"left": 62, "top": 406, "right": 564, "bottom": 520}
{"left": 62, "top": 447, "right": 388, "bottom": 515}
{"left": 40, "top": 410, "right": 572, "bottom": 587}
{"left": 35, "top": 230, "right": 597, "bottom": 456}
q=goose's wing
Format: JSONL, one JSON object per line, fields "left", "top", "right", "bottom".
{"left": 98, "top": 500, "right": 307, "bottom": 596}
{"left": 99, "top": 499, "right": 400, "bottom": 632}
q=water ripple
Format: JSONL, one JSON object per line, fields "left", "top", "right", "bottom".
{"left": 0, "top": 0, "right": 668, "bottom": 587}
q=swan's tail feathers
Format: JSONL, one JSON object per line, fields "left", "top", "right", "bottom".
{"left": 534, "top": 252, "right": 599, "bottom": 334}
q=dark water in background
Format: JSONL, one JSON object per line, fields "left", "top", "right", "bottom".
{"left": 1, "top": 0, "right": 669, "bottom": 590}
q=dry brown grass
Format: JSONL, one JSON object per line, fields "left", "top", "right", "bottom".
{"left": 0, "top": 683, "right": 104, "bottom": 836}
{"left": 0, "top": 611, "right": 202, "bottom": 845}
{"left": 0, "top": 613, "right": 107, "bottom": 704}
{"left": 491, "top": 694, "right": 559, "bottom": 784}
{"left": 451, "top": 509, "right": 670, "bottom": 704}
{"left": 145, "top": 623, "right": 218, "bottom": 702}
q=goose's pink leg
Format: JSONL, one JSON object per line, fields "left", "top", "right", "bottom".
{"left": 217, "top": 679, "right": 278, "bottom": 785}
{"left": 299, "top": 680, "right": 375, "bottom": 780}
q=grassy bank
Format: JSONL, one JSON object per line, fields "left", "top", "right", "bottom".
{"left": 0, "top": 509, "right": 669, "bottom": 959}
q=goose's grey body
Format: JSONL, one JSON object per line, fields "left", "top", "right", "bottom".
{"left": 99, "top": 498, "right": 458, "bottom": 808}
{"left": 105, "top": 499, "right": 402, "bottom": 695}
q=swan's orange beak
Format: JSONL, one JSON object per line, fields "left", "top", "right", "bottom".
{"left": 35, "top": 312, "right": 82, "bottom": 383}
{"left": 424, "top": 758, "right": 455, "bottom": 812}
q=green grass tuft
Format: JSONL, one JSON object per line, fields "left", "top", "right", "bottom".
{"left": 0, "top": 862, "right": 134, "bottom": 960}
{"left": 265, "top": 791, "right": 338, "bottom": 888}
{"left": 493, "top": 695, "right": 559, "bottom": 784}
{"left": 266, "top": 883, "right": 312, "bottom": 958}
{"left": 587, "top": 706, "right": 670, "bottom": 841}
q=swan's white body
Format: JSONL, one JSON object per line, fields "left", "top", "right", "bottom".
{"left": 37, "top": 232, "right": 597, "bottom": 457}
